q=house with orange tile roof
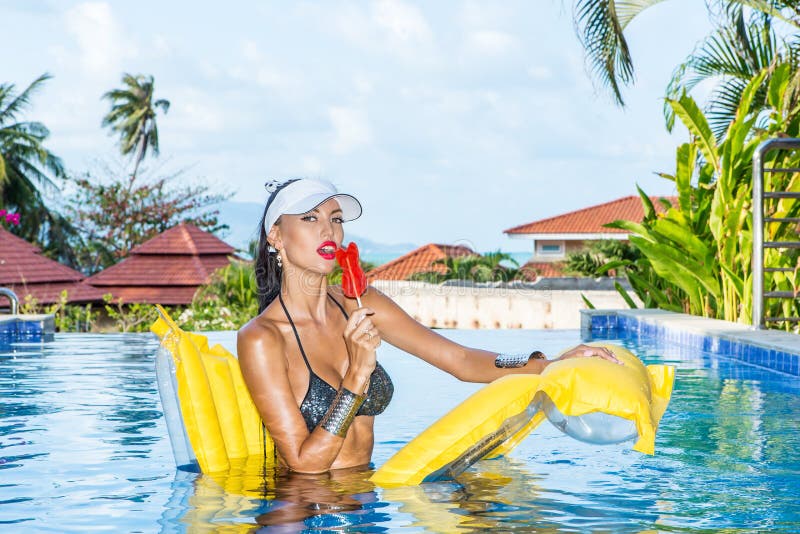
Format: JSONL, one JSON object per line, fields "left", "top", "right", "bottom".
{"left": 504, "top": 195, "right": 675, "bottom": 277}
{"left": 0, "top": 227, "right": 104, "bottom": 305}
{"left": 86, "top": 223, "right": 237, "bottom": 305}
{"left": 366, "top": 243, "right": 477, "bottom": 281}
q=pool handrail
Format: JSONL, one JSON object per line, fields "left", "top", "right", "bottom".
{"left": 752, "top": 138, "right": 800, "bottom": 329}
{"left": 0, "top": 288, "right": 19, "bottom": 315}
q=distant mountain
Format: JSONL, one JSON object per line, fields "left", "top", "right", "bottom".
{"left": 215, "top": 201, "right": 418, "bottom": 258}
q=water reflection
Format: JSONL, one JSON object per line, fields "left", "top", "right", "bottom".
{"left": 161, "top": 461, "right": 388, "bottom": 532}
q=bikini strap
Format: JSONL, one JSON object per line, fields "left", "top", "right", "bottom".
{"left": 278, "top": 293, "right": 312, "bottom": 372}
{"left": 326, "top": 292, "right": 350, "bottom": 319}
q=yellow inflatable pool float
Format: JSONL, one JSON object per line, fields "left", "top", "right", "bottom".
{"left": 370, "top": 344, "right": 674, "bottom": 487}
{"left": 152, "top": 307, "right": 674, "bottom": 486}
{"left": 152, "top": 305, "right": 274, "bottom": 474}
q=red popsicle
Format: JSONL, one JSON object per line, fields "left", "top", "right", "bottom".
{"left": 335, "top": 242, "right": 367, "bottom": 308}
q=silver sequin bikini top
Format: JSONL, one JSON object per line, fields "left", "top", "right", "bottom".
{"left": 278, "top": 292, "right": 394, "bottom": 432}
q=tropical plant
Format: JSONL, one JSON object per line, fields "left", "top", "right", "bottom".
{"left": 664, "top": 6, "right": 800, "bottom": 138}
{"left": 102, "top": 294, "right": 159, "bottom": 333}
{"left": 178, "top": 260, "right": 261, "bottom": 331}
{"left": 408, "top": 252, "right": 526, "bottom": 283}
{"left": 102, "top": 73, "right": 170, "bottom": 178}
{"left": 564, "top": 240, "right": 640, "bottom": 277}
{"left": 19, "top": 290, "right": 98, "bottom": 332}
{"left": 607, "top": 65, "right": 799, "bottom": 329}
{"left": 572, "top": 0, "right": 800, "bottom": 106}
{"left": 0, "top": 73, "right": 78, "bottom": 264}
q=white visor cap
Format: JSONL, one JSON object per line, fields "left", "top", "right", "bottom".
{"left": 264, "top": 179, "right": 362, "bottom": 234}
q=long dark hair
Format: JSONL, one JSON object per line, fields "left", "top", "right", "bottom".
{"left": 255, "top": 179, "right": 301, "bottom": 312}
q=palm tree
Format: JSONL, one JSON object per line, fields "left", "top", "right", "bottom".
{"left": 0, "top": 73, "right": 78, "bottom": 263}
{"left": 101, "top": 73, "right": 170, "bottom": 178}
{"left": 664, "top": 7, "right": 800, "bottom": 138}
{"left": 573, "top": 0, "right": 800, "bottom": 106}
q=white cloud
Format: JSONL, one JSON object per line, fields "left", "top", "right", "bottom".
{"left": 527, "top": 65, "right": 553, "bottom": 80}
{"left": 153, "top": 34, "right": 171, "bottom": 56}
{"left": 230, "top": 40, "right": 297, "bottom": 96}
{"left": 467, "top": 30, "right": 516, "bottom": 56}
{"left": 331, "top": 1, "right": 435, "bottom": 62}
{"left": 372, "top": 0, "right": 431, "bottom": 44}
{"left": 353, "top": 74, "right": 374, "bottom": 96}
{"left": 241, "top": 40, "right": 261, "bottom": 62}
{"left": 166, "top": 87, "right": 225, "bottom": 135}
{"left": 64, "top": 2, "right": 136, "bottom": 76}
{"left": 301, "top": 156, "right": 324, "bottom": 175}
{"left": 328, "top": 106, "right": 372, "bottom": 154}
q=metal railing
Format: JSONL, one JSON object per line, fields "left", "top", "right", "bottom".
{"left": 0, "top": 287, "right": 20, "bottom": 315}
{"left": 752, "top": 138, "right": 800, "bottom": 329}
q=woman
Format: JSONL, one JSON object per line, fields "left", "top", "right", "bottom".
{"left": 238, "top": 178, "right": 618, "bottom": 474}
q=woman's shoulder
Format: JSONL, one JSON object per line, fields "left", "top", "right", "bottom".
{"left": 237, "top": 305, "right": 286, "bottom": 359}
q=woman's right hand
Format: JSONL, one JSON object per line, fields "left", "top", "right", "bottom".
{"left": 342, "top": 307, "right": 381, "bottom": 391}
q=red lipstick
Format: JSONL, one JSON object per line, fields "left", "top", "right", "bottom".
{"left": 317, "top": 240, "right": 337, "bottom": 260}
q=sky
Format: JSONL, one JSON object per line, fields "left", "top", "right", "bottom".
{"left": 3, "top": 1, "right": 716, "bottom": 252}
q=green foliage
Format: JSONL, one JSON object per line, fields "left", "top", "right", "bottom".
{"left": 20, "top": 290, "right": 98, "bottom": 332}
{"left": 0, "top": 73, "right": 79, "bottom": 265}
{"left": 178, "top": 260, "right": 260, "bottom": 331}
{"left": 571, "top": 0, "right": 800, "bottom": 107}
{"left": 407, "top": 251, "right": 526, "bottom": 283}
{"left": 663, "top": 7, "right": 800, "bottom": 137}
{"left": 564, "top": 240, "right": 640, "bottom": 277}
{"left": 65, "top": 164, "right": 230, "bottom": 274}
{"left": 609, "top": 65, "right": 800, "bottom": 329}
{"left": 101, "top": 294, "right": 158, "bottom": 333}
{"left": 102, "top": 73, "right": 170, "bottom": 177}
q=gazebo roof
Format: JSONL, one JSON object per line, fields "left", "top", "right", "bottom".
{"left": 0, "top": 227, "right": 103, "bottom": 304}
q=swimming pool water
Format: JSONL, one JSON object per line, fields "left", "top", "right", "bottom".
{"left": 1, "top": 329, "right": 799, "bottom": 532}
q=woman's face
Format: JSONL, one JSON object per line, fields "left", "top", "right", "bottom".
{"left": 273, "top": 198, "right": 345, "bottom": 275}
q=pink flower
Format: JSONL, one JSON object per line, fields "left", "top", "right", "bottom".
{"left": 0, "top": 209, "right": 6, "bottom": 218}
{"left": 7, "top": 213, "right": 20, "bottom": 225}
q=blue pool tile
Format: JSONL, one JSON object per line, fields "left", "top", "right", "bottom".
{"left": 0, "top": 320, "right": 18, "bottom": 337}
{"left": 587, "top": 310, "right": 797, "bottom": 375}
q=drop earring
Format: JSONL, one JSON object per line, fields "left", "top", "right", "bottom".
{"left": 276, "top": 252, "right": 283, "bottom": 269}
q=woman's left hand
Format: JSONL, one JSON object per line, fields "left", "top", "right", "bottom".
{"left": 556, "top": 344, "right": 621, "bottom": 364}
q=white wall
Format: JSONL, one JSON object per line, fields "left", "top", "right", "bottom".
{"left": 372, "top": 281, "right": 640, "bottom": 329}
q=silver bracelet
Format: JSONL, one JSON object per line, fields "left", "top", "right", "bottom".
{"left": 494, "top": 351, "right": 546, "bottom": 368}
{"left": 319, "top": 387, "right": 365, "bottom": 437}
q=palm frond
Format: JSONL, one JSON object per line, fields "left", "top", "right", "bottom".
{"left": 573, "top": 0, "right": 666, "bottom": 105}
{"left": 0, "top": 73, "right": 52, "bottom": 126}
{"left": 101, "top": 73, "right": 169, "bottom": 171}
{"left": 664, "top": 14, "right": 788, "bottom": 135}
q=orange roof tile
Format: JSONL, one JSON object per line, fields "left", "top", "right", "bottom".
{"left": 366, "top": 243, "right": 477, "bottom": 281}
{"left": 0, "top": 227, "right": 104, "bottom": 304}
{"left": 504, "top": 196, "right": 676, "bottom": 235}
{"left": 0, "top": 228, "right": 85, "bottom": 284}
{"left": 130, "top": 223, "right": 235, "bottom": 255}
{"left": 86, "top": 223, "right": 237, "bottom": 305}
{"left": 87, "top": 254, "right": 231, "bottom": 286}
{"left": 5, "top": 281, "right": 105, "bottom": 304}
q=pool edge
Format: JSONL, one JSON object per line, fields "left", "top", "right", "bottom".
{"left": 581, "top": 309, "right": 799, "bottom": 376}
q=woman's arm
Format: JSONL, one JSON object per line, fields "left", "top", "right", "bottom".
{"left": 361, "top": 285, "right": 618, "bottom": 383}
{"left": 237, "top": 314, "right": 377, "bottom": 473}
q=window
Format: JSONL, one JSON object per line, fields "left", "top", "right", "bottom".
{"left": 537, "top": 241, "right": 565, "bottom": 256}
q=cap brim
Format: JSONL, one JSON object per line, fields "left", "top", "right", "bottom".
{"left": 284, "top": 193, "right": 362, "bottom": 222}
